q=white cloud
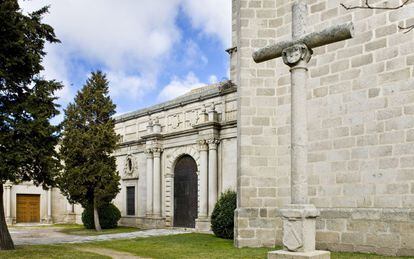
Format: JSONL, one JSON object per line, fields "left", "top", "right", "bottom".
{"left": 20, "top": 0, "right": 182, "bottom": 71}
{"left": 209, "top": 75, "right": 218, "bottom": 84}
{"left": 181, "top": 0, "right": 232, "bottom": 47}
{"left": 19, "top": 0, "right": 182, "bottom": 104}
{"left": 107, "top": 71, "right": 156, "bottom": 101}
{"left": 158, "top": 72, "right": 205, "bottom": 102}
{"left": 18, "top": 0, "right": 232, "bottom": 113}
{"left": 42, "top": 44, "right": 74, "bottom": 103}
{"left": 183, "top": 40, "right": 208, "bottom": 67}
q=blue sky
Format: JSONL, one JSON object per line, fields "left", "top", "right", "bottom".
{"left": 19, "top": 0, "right": 232, "bottom": 121}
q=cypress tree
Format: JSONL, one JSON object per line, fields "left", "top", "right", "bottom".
{"left": 59, "top": 71, "right": 120, "bottom": 231}
{"left": 0, "top": 0, "right": 62, "bottom": 250}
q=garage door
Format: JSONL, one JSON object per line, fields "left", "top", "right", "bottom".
{"left": 16, "top": 194, "right": 40, "bottom": 223}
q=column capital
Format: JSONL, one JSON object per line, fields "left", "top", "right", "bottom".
{"left": 207, "top": 138, "right": 220, "bottom": 149}
{"left": 282, "top": 43, "right": 312, "bottom": 68}
{"left": 145, "top": 148, "right": 153, "bottom": 158}
{"left": 152, "top": 147, "right": 163, "bottom": 157}
{"left": 197, "top": 139, "right": 208, "bottom": 151}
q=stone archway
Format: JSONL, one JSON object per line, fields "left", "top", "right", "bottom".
{"left": 164, "top": 145, "right": 200, "bottom": 227}
{"left": 173, "top": 155, "right": 198, "bottom": 228}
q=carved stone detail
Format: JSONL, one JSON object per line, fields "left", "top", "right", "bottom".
{"left": 198, "top": 139, "right": 208, "bottom": 151}
{"left": 207, "top": 138, "right": 220, "bottom": 150}
{"left": 145, "top": 148, "right": 153, "bottom": 158}
{"left": 152, "top": 147, "right": 163, "bottom": 157}
{"left": 170, "top": 114, "right": 181, "bottom": 129}
{"left": 281, "top": 43, "right": 313, "bottom": 67}
{"left": 283, "top": 220, "right": 303, "bottom": 251}
{"left": 124, "top": 154, "right": 137, "bottom": 176}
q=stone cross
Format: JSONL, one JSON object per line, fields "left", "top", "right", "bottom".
{"left": 252, "top": 1, "right": 354, "bottom": 258}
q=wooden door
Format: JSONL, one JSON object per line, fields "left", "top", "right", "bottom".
{"left": 16, "top": 194, "right": 40, "bottom": 223}
{"left": 173, "top": 155, "right": 198, "bottom": 228}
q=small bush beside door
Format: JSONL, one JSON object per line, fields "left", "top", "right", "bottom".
{"left": 211, "top": 190, "right": 237, "bottom": 239}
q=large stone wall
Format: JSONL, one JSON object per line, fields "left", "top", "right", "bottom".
{"left": 235, "top": 0, "right": 414, "bottom": 256}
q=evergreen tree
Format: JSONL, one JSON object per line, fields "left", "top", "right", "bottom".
{"left": 0, "top": 0, "right": 62, "bottom": 250}
{"left": 59, "top": 71, "right": 120, "bottom": 231}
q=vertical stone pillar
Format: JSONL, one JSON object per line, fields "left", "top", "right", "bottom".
{"left": 290, "top": 0, "right": 308, "bottom": 205}
{"left": 47, "top": 187, "right": 52, "bottom": 223}
{"left": 146, "top": 149, "right": 154, "bottom": 216}
{"left": 198, "top": 140, "right": 208, "bottom": 218}
{"left": 207, "top": 139, "right": 219, "bottom": 216}
{"left": 4, "top": 183, "right": 12, "bottom": 224}
{"left": 272, "top": 2, "right": 320, "bottom": 255}
{"left": 152, "top": 148, "right": 162, "bottom": 217}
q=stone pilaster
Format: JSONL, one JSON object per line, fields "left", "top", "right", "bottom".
{"left": 46, "top": 187, "right": 53, "bottom": 223}
{"left": 145, "top": 148, "right": 153, "bottom": 216}
{"left": 207, "top": 138, "right": 220, "bottom": 216}
{"left": 4, "top": 183, "right": 12, "bottom": 225}
{"left": 152, "top": 147, "right": 162, "bottom": 217}
{"left": 196, "top": 139, "right": 210, "bottom": 231}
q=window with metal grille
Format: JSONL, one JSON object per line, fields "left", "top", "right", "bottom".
{"left": 126, "top": 186, "right": 135, "bottom": 216}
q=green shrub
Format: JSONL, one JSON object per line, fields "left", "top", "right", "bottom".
{"left": 82, "top": 203, "right": 121, "bottom": 229}
{"left": 211, "top": 190, "right": 237, "bottom": 239}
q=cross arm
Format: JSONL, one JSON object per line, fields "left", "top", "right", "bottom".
{"left": 253, "top": 22, "right": 354, "bottom": 63}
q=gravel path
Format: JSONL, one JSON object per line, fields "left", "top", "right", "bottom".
{"left": 77, "top": 247, "right": 147, "bottom": 259}
{"left": 10, "top": 227, "right": 192, "bottom": 246}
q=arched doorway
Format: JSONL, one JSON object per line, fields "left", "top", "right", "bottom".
{"left": 173, "top": 155, "right": 198, "bottom": 228}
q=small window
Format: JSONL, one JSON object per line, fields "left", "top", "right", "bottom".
{"left": 126, "top": 186, "right": 135, "bottom": 216}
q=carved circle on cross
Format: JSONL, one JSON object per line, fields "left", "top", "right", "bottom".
{"left": 281, "top": 43, "right": 313, "bottom": 67}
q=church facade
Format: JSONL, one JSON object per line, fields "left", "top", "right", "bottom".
{"left": 112, "top": 81, "right": 238, "bottom": 231}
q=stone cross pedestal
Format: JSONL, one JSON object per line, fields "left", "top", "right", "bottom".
{"left": 252, "top": 1, "right": 354, "bottom": 258}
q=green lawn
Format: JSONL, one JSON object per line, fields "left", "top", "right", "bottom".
{"left": 81, "top": 233, "right": 272, "bottom": 259}
{"left": 0, "top": 245, "right": 109, "bottom": 259}
{"left": 79, "top": 234, "right": 414, "bottom": 259}
{"left": 1, "top": 233, "right": 413, "bottom": 259}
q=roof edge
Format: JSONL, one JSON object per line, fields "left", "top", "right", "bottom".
{"left": 115, "top": 80, "right": 237, "bottom": 123}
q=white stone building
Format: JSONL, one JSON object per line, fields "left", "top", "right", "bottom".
{"left": 2, "top": 182, "right": 82, "bottom": 225}
{"left": 112, "top": 81, "right": 238, "bottom": 231}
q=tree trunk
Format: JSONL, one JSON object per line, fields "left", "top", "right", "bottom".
{"left": 0, "top": 184, "right": 15, "bottom": 250}
{"left": 93, "top": 202, "right": 102, "bottom": 232}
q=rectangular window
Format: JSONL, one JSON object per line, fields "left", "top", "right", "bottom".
{"left": 126, "top": 186, "right": 135, "bottom": 216}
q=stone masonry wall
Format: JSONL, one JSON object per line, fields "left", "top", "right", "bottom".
{"left": 235, "top": 0, "right": 414, "bottom": 256}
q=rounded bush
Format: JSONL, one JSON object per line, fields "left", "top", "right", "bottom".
{"left": 82, "top": 203, "right": 121, "bottom": 229}
{"left": 211, "top": 190, "right": 237, "bottom": 239}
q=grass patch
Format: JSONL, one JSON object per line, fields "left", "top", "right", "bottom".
{"left": 84, "top": 233, "right": 414, "bottom": 259}
{"left": 81, "top": 233, "right": 272, "bottom": 259}
{"left": 1, "top": 233, "right": 412, "bottom": 259}
{"left": 58, "top": 225, "right": 140, "bottom": 236}
{"left": 0, "top": 245, "right": 109, "bottom": 259}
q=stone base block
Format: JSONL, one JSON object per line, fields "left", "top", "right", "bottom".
{"left": 280, "top": 204, "right": 319, "bottom": 252}
{"left": 195, "top": 218, "right": 211, "bottom": 232}
{"left": 120, "top": 216, "right": 166, "bottom": 229}
{"left": 141, "top": 217, "right": 165, "bottom": 229}
{"left": 268, "top": 250, "right": 330, "bottom": 259}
